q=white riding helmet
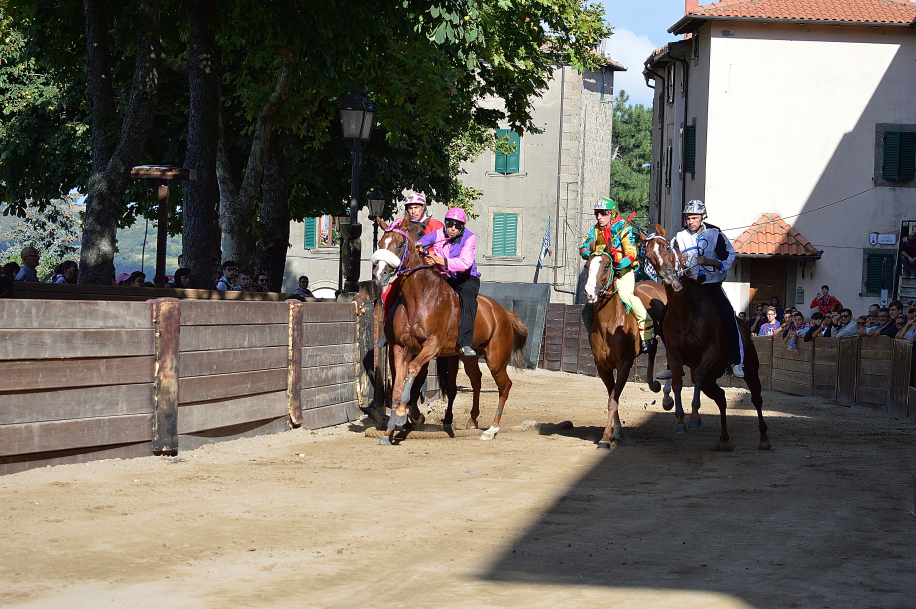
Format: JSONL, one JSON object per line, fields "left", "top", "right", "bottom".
{"left": 684, "top": 199, "right": 707, "bottom": 219}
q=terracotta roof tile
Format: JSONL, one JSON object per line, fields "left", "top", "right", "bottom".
{"left": 732, "top": 213, "right": 822, "bottom": 257}
{"left": 671, "top": 0, "right": 916, "bottom": 33}
{"left": 691, "top": 0, "right": 916, "bottom": 23}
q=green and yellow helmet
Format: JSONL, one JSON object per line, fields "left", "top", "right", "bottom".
{"left": 594, "top": 197, "right": 618, "bottom": 214}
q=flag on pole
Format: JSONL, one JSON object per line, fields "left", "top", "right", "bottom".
{"left": 538, "top": 218, "right": 551, "bottom": 268}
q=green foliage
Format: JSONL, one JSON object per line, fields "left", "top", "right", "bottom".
{"left": 0, "top": 195, "right": 79, "bottom": 277}
{"left": 610, "top": 90, "right": 652, "bottom": 229}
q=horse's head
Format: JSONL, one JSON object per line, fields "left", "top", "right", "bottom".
{"left": 369, "top": 218, "right": 426, "bottom": 286}
{"left": 583, "top": 250, "right": 614, "bottom": 304}
{"left": 644, "top": 224, "right": 683, "bottom": 292}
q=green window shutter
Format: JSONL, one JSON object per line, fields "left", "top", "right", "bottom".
{"left": 865, "top": 253, "right": 895, "bottom": 293}
{"left": 684, "top": 125, "right": 696, "bottom": 174}
{"left": 899, "top": 132, "right": 916, "bottom": 180}
{"left": 507, "top": 131, "right": 521, "bottom": 174}
{"left": 304, "top": 217, "right": 317, "bottom": 249}
{"left": 495, "top": 129, "right": 509, "bottom": 173}
{"left": 883, "top": 131, "right": 901, "bottom": 180}
{"left": 491, "top": 212, "right": 518, "bottom": 256}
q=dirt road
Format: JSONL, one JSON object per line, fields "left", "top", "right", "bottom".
{"left": 2, "top": 368, "right": 915, "bottom": 608}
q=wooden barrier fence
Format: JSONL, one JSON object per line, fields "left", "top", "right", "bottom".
{"left": 0, "top": 299, "right": 368, "bottom": 475}
{"left": 539, "top": 304, "right": 916, "bottom": 419}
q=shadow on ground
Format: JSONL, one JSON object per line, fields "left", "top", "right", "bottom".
{"left": 481, "top": 391, "right": 916, "bottom": 608}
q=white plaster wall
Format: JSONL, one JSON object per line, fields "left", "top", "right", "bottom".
{"left": 699, "top": 22, "right": 916, "bottom": 314}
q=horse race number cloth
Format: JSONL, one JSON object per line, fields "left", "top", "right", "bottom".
{"left": 671, "top": 223, "right": 735, "bottom": 284}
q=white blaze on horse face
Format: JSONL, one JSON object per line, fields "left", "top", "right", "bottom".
{"left": 584, "top": 256, "right": 601, "bottom": 303}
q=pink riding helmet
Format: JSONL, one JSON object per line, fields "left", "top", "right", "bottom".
{"left": 444, "top": 207, "right": 467, "bottom": 224}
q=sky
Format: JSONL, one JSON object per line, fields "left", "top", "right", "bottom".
{"left": 600, "top": 0, "right": 690, "bottom": 107}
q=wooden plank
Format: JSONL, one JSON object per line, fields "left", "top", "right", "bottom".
{"left": 179, "top": 324, "right": 288, "bottom": 352}
{"left": 910, "top": 386, "right": 916, "bottom": 422}
{"left": 179, "top": 300, "right": 288, "bottom": 325}
{"left": 288, "top": 301, "right": 303, "bottom": 427}
{"left": 836, "top": 337, "right": 859, "bottom": 406}
{"left": 751, "top": 336, "right": 773, "bottom": 363}
{"left": 302, "top": 363, "right": 355, "bottom": 390}
{"left": 888, "top": 340, "right": 912, "bottom": 419}
{"left": 772, "top": 345, "right": 813, "bottom": 363}
{"left": 771, "top": 379, "right": 811, "bottom": 396}
{"left": 178, "top": 368, "right": 287, "bottom": 404}
{"left": 0, "top": 414, "right": 153, "bottom": 456}
{"left": 856, "top": 386, "right": 887, "bottom": 407}
{"left": 0, "top": 385, "right": 154, "bottom": 425}
{"left": 180, "top": 347, "right": 287, "bottom": 377}
{"left": 177, "top": 391, "right": 288, "bottom": 434}
{"left": 758, "top": 365, "right": 772, "bottom": 390}
{"left": 772, "top": 357, "right": 813, "bottom": 373}
{"left": 9, "top": 281, "right": 295, "bottom": 302}
{"left": 772, "top": 368, "right": 812, "bottom": 386}
{"left": 178, "top": 415, "right": 290, "bottom": 452}
{"left": 0, "top": 300, "right": 153, "bottom": 329}
{"left": 301, "top": 402, "right": 359, "bottom": 430}
{"left": 0, "top": 356, "right": 154, "bottom": 392}
{"left": 301, "top": 302, "right": 356, "bottom": 323}
{"left": 301, "top": 382, "right": 357, "bottom": 410}
{"left": 152, "top": 299, "right": 180, "bottom": 454}
{"left": 302, "top": 343, "right": 357, "bottom": 367}
{"left": 859, "top": 359, "right": 892, "bottom": 376}
{"left": 0, "top": 329, "right": 154, "bottom": 360}
{"left": 301, "top": 322, "right": 357, "bottom": 347}
{"left": 0, "top": 442, "right": 152, "bottom": 476}
{"left": 858, "top": 374, "right": 890, "bottom": 389}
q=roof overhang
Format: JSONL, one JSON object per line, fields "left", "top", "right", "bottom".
{"left": 670, "top": 15, "right": 916, "bottom": 36}
{"left": 736, "top": 252, "right": 823, "bottom": 261}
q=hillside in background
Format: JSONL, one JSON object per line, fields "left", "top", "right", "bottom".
{"left": 1, "top": 206, "right": 182, "bottom": 277}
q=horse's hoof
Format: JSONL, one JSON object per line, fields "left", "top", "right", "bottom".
{"left": 377, "top": 436, "right": 392, "bottom": 446}
{"left": 758, "top": 442, "right": 773, "bottom": 451}
{"left": 443, "top": 424, "right": 455, "bottom": 438}
{"left": 409, "top": 413, "right": 426, "bottom": 426}
{"left": 687, "top": 417, "right": 702, "bottom": 430}
{"left": 712, "top": 441, "right": 734, "bottom": 452}
{"left": 480, "top": 426, "right": 499, "bottom": 441}
{"left": 662, "top": 397, "right": 674, "bottom": 411}
{"left": 675, "top": 423, "right": 688, "bottom": 435}
{"left": 597, "top": 441, "right": 612, "bottom": 451}
{"left": 648, "top": 380, "right": 661, "bottom": 393}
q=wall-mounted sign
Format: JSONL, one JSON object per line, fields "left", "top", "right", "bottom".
{"left": 869, "top": 233, "right": 898, "bottom": 246}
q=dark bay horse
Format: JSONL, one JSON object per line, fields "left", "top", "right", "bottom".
{"left": 583, "top": 251, "right": 669, "bottom": 449}
{"left": 371, "top": 218, "right": 528, "bottom": 446}
{"left": 643, "top": 226, "right": 771, "bottom": 451}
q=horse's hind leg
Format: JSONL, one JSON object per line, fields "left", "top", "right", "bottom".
{"left": 463, "top": 356, "right": 483, "bottom": 429}
{"left": 742, "top": 367, "right": 771, "bottom": 450}
{"left": 700, "top": 378, "right": 732, "bottom": 451}
{"left": 442, "top": 356, "right": 459, "bottom": 432}
{"left": 688, "top": 379, "right": 703, "bottom": 430}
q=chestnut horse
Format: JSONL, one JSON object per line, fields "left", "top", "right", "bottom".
{"left": 583, "top": 251, "right": 669, "bottom": 449}
{"left": 371, "top": 218, "right": 528, "bottom": 446}
{"left": 643, "top": 226, "right": 771, "bottom": 451}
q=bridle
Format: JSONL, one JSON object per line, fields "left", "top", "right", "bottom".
{"left": 377, "top": 224, "right": 437, "bottom": 277}
{"left": 592, "top": 251, "right": 619, "bottom": 300}
{"left": 643, "top": 234, "right": 684, "bottom": 282}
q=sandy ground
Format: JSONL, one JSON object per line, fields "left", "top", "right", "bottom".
{"left": 2, "top": 367, "right": 916, "bottom": 609}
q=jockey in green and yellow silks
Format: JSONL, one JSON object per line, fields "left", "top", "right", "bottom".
{"left": 580, "top": 198, "right": 655, "bottom": 353}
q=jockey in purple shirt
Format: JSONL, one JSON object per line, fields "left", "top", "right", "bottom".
{"left": 416, "top": 207, "right": 481, "bottom": 357}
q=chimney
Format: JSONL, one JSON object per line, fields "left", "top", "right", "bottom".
{"left": 686, "top": 0, "right": 699, "bottom": 14}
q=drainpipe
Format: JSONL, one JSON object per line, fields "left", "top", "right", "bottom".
{"left": 553, "top": 66, "right": 576, "bottom": 295}
{"left": 644, "top": 64, "right": 666, "bottom": 226}
{"left": 667, "top": 50, "right": 690, "bottom": 218}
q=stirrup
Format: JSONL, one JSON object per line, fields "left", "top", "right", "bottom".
{"left": 656, "top": 369, "right": 672, "bottom": 380}
{"left": 459, "top": 345, "right": 477, "bottom": 357}
{"left": 731, "top": 364, "right": 745, "bottom": 378}
{"left": 376, "top": 335, "right": 387, "bottom": 348}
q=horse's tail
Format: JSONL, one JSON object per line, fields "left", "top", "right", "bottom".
{"left": 507, "top": 312, "right": 529, "bottom": 370}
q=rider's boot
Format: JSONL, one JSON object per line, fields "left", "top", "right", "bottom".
{"left": 459, "top": 345, "right": 477, "bottom": 357}
{"left": 640, "top": 336, "right": 657, "bottom": 354}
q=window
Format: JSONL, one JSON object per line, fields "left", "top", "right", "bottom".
{"left": 684, "top": 124, "right": 696, "bottom": 175}
{"left": 882, "top": 131, "right": 916, "bottom": 181}
{"left": 664, "top": 145, "right": 672, "bottom": 189}
{"left": 666, "top": 64, "right": 675, "bottom": 105}
{"left": 494, "top": 129, "right": 521, "bottom": 174}
{"left": 491, "top": 212, "right": 518, "bottom": 256}
{"left": 303, "top": 215, "right": 340, "bottom": 250}
{"left": 864, "top": 251, "right": 895, "bottom": 294}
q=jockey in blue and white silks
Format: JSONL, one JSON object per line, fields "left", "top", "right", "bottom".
{"left": 671, "top": 199, "right": 745, "bottom": 377}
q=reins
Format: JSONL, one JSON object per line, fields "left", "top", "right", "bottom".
{"left": 380, "top": 224, "right": 440, "bottom": 277}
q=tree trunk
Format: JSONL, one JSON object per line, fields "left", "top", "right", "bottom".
{"left": 257, "top": 143, "right": 291, "bottom": 293}
{"left": 78, "top": 0, "right": 161, "bottom": 285}
{"left": 182, "top": 0, "right": 220, "bottom": 290}
{"left": 217, "top": 56, "right": 292, "bottom": 269}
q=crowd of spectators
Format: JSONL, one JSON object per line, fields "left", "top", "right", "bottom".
{"left": 1, "top": 246, "right": 292, "bottom": 295}
{"left": 744, "top": 283, "right": 916, "bottom": 349}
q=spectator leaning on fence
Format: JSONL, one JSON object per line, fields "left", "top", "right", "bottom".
{"left": 3, "top": 261, "right": 20, "bottom": 281}
{"left": 749, "top": 303, "right": 765, "bottom": 335}
{"left": 292, "top": 276, "right": 313, "bottom": 298}
{"left": 757, "top": 306, "right": 781, "bottom": 336}
{"left": 833, "top": 308, "right": 858, "bottom": 338}
{"left": 899, "top": 309, "right": 916, "bottom": 342}
{"left": 170, "top": 268, "right": 191, "bottom": 289}
{"left": 804, "top": 312, "right": 830, "bottom": 341}
{"left": 783, "top": 311, "right": 809, "bottom": 355}
{"left": 216, "top": 261, "right": 242, "bottom": 291}
{"left": 255, "top": 272, "right": 270, "bottom": 292}
{"left": 810, "top": 285, "right": 842, "bottom": 316}
{"left": 238, "top": 268, "right": 253, "bottom": 292}
{"left": 15, "top": 247, "right": 40, "bottom": 282}
{"left": 53, "top": 260, "right": 78, "bottom": 284}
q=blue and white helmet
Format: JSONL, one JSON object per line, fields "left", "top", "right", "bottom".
{"left": 684, "top": 199, "right": 707, "bottom": 219}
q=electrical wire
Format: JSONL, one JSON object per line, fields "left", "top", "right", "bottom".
{"left": 718, "top": 186, "right": 877, "bottom": 233}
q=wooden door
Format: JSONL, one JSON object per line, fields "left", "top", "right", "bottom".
{"left": 750, "top": 259, "right": 787, "bottom": 312}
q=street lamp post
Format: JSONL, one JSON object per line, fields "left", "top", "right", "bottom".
{"left": 367, "top": 188, "right": 386, "bottom": 251}
{"left": 338, "top": 88, "right": 377, "bottom": 293}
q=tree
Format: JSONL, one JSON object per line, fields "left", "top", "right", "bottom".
{"left": 1, "top": 195, "right": 80, "bottom": 278}
{"left": 610, "top": 90, "right": 652, "bottom": 227}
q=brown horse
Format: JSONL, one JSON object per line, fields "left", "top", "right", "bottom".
{"left": 643, "top": 226, "right": 771, "bottom": 451}
{"left": 583, "top": 251, "right": 668, "bottom": 449}
{"left": 371, "top": 218, "right": 528, "bottom": 446}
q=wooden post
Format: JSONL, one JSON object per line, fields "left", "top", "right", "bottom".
{"left": 287, "top": 300, "right": 303, "bottom": 426}
{"left": 151, "top": 298, "right": 180, "bottom": 454}
{"left": 836, "top": 337, "right": 859, "bottom": 407}
{"left": 888, "top": 339, "right": 912, "bottom": 419}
